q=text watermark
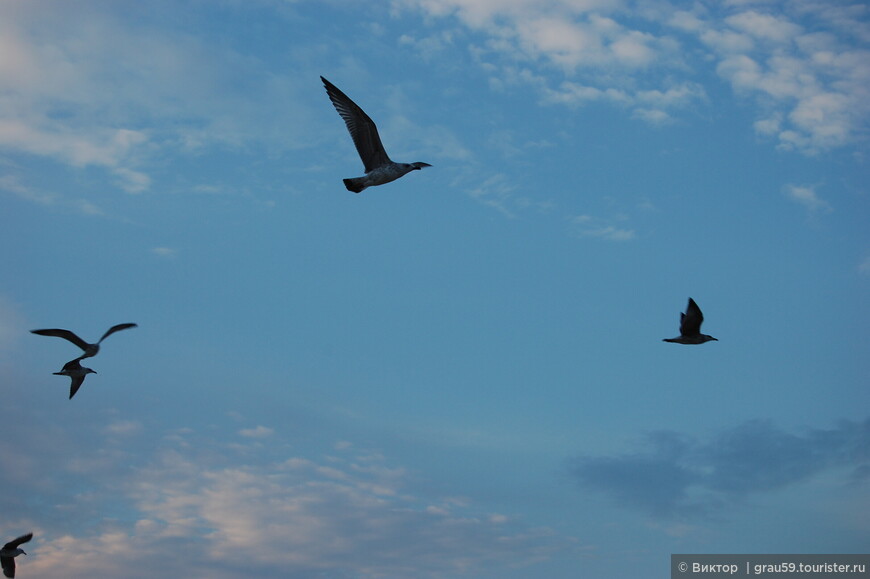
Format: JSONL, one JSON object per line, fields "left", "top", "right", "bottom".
{"left": 672, "top": 555, "right": 869, "bottom": 578}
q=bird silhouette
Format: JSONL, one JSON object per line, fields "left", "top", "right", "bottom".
{"left": 53, "top": 358, "right": 97, "bottom": 399}
{"left": 663, "top": 298, "right": 718, "bottom": 345}
{"left": 1, "top": 533, "right": 32, "bottom": 578}
{"left": 321, "top": 76, "right": 430, "bottom": 193}
{"left": 31, "top": 323, "right": 137, "bottom": 359}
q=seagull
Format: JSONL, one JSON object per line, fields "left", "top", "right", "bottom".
{"left": 31, "top": 323, "right": 137, "bottom": 359}
{"left": 1, "top": 533, "right": 32, "bottom": 578}
{"left": 53, "top": 358, "right": 97, "bottom": 400}
{"left": 663, "top": 298, "right": 718, "bottom": 345}
{"left": 321, "top": 76, "right": 431, "bottom": 193}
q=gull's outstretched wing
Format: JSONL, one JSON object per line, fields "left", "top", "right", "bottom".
{"left": 99, "top": 323, "right": 138, "bottom": 343}
{"left": 69, "top": 375, "right": 86, "bottom": 400}
{"left": 321, "top": 76, "right": 391, "bottom": 173}
{"left": 31, "top": 328, "right": 90, "bottom": 351}
{"left": 3, "top": 533, "right": 32, "bottom": 551}
{"left": 1, "top": 555, "right": 14, "bottom": 578}
{"left": 679, "top": 298, "right": 704, "bottom": 337}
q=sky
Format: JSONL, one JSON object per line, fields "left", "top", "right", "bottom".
{"left": 0, "top": 0, "right": 868, "bottom": 577}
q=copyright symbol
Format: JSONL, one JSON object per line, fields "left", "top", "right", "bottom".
{"left": 679, "top": 562, "right": 688, "bottom": 572}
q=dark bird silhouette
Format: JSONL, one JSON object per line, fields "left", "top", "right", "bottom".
{"left": 321, "top": 76, "right": 431, "bottom": 193}
{"left": 663, "top": 298, "right": 718, "bottom": 345}
{"left": 31, "top": 323, "right": 137, "bottom": 359}
{"left": 1, "top": 533, "right": 32, "bottom": 578}
{"left": 53, "top": 358, "right": 97, "bottom": 399}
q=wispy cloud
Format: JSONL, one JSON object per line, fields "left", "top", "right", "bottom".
{"left": 1, "top": 411, "right": 581, "bottom": 578}
{"left": 0, "top": 1, "right": 320, "bottom": 199}
{"left": 103, "top": 420, "right": 143, "bottom": 438}
{"left": 783, "top": 183, "right": 831, "bottom": 213}
{"left": 238, "top": 425, "right": 274, "bottom": 438}
{"left": 0, "top": 294, "right": 28, "bottom": 352}
{"left": 151, "top": 247, "right": 178, "bottom": 258}
{"left": 466, "top": 173, "right": 522, "bottom": 218}
{"left": 397, "top": 0, "right": 870, "bottom": 151}
{"left": 570, "top": 214, "right": 635, "bottom": 241}
{"left": 0, "top": 174, "right": 57, "bottom": 205}
{"left": 570, "top": 418, "right": 869, "bottom": 519}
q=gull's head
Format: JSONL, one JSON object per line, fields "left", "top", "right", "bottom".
{"left": 87, "top": 368, "right": 97, "bottom": 375}
{"left": 410, "top": 162, "right": 431, "bottom": 171}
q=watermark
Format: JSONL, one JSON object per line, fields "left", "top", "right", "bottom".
{"left": 672, "top": 555, "right": 870, "bottom": 578}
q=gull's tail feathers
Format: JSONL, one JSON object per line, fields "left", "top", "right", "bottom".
{"left": 343, "top": 178, "right": 366, "bottom": 193}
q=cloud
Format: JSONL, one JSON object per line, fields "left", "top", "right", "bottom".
{"left": 238, "top": 425, "right": 274, "bottom": 438}
{"left": 783, "top": 183, "right": 831, "bottom": 213}
{"left": 570, "top": 214, "right": 635, "bottom": 241}
{"left": 398, "top": 0, "right": 870, "bottom": 152}
{"left": 570, "top": 418, "right": 870, "bottom": 519}
{"left": 0, "top": 294, "right": 28, "bottom": 352}
{"left": 0, "top": 1, "right": 321, "bottom": 200}
{"left": 725, "top": 10, "right": 802, "bottom": 44}
{"left": 697, "top": 5, "right": 870, "bottom": 153}
{"left": 151, "top": 247, "right": 178, "bottom": 258}
{"left": 103, "top": 421, "right": 143, "bottom": 437}
{"left": 466, "top": 173, "right": 522, "bottom": 217}
{"left": 0, "top": 405, "right": 580, "bottom": 579}
{"left": 0, "top": 174, "right": 56, "bottom": 205}
{"left": 0, "top": 173, "right": 113, "bottom": 216}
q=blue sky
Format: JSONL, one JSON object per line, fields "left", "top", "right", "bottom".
{"left": 1, "top": 0, "right": 868, "bottom": 577}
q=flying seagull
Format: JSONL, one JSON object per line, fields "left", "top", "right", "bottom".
{"left": 321, "top": 76, "right": 431, "bottom": 193}
{"left": 1, "top": 533, "right": 32, "bottom": 578}
{"left": 663, "top": 298, "right": 718, "bottom": 345}
{"left": 53, "top": 358, "right": 97, "bottom": 400}
{"left": 31, "top": 323, "right": 137, "bottom": 359}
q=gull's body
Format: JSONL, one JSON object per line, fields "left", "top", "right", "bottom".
{"left": 663, "top": 298, "right": 718, "bottom": 345}
{"left": 53, "top": 358, "right": 97, "bottom": 400}
{"left": 31, "top": 323, "right": 137, "bottom": 359}
{"left": 321, "top": 76, "right": 430, "bottom": 193}
{"left": 1, "top": 533, "right": 32, "bottom": 578}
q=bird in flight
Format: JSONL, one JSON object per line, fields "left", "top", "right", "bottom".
{"left": 663, "top": 298, "right": 718, "bottom": 345}
{"left": 53, "top": 358, "right": 97, "bottom": 400}
{"left": 1, "top": 532, "right": 32, "bottom": 578}
{"left": 31, "top": 323, "right": 137, "bottom": 359}
{"left": 321, "top": 76, "right": 431, "bottom": 193}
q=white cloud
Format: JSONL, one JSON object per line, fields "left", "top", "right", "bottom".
{"left": 238, "top": 425, "right": 275, "bottom": 438}
{"left": 754, "top": 114, "right": 782, "bottom": 135}
{"left": 699, "top": 6, "right": 870, "bottom": 153}
{"left": 631, "top": 108, "right": 672, "bottom": 124}
{"left": 103, "top": 421, "right": 143, "bottom": 437}
{"left": 16, "top": 433, "right": 579, "bottom": 578}
{"left": 0, "top": 174, "right": 56, "bottom": 205}
{"left": 466, "top": 173, "right": 521, "bottom": 217}
{"left": 151, "top": 247, "right": 178, "bottom": 258}
{"left": 544, "top": 80, "right": 705, "bottom": 125}
{"left": 0, "top": 1, "right": 321, "bottom": 200}
{"left": 0, "top": 294, "right": 28, "bottom": 352}
{"left": 725, "top": 10, "right": 802, "bottom": 44}
{"left": 570, "top": 214, "right": 635, "bottom": 241}
{"left": 398, "top": 0, "right": 870, "bottom": 153}
{"left": 75, "top": 199, "right": 106, "bottom": 216}
{"left": 783, "top": 183, "right": 831, "bottom": 213}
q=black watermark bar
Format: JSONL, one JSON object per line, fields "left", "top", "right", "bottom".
{"left": 672, "top": 555, "right": 870, "bottom": 579}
